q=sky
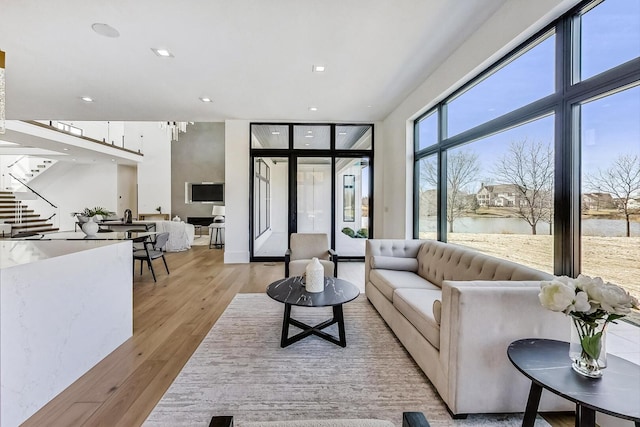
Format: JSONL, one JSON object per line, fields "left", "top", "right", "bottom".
{"left": 417, "top": 0, "right": 640, "bottom": 194}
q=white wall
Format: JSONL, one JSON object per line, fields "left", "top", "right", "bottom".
{"left": 134, "top": 122, "right": 172, "bottom": 217}
{"left": 225, "top": 120, "right": 250, "bottom": 263}
{"left": 378, "top": 0, "right": 579, "bottom": 238}
{"left": 29, "top": 162, "right": 118, "bottom": 231}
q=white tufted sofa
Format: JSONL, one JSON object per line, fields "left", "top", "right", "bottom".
{"left": 365, "top": 239, "right": 572, "bottom": 417}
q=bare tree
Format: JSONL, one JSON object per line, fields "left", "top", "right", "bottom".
{"left": 420, "top": 150, "right": 480, "bottom": 232}
{"left": 493, "top": 139, "right": 554, "bottom": 235}
{"left": 585, "top": 154, "right": 640, "bottom": 237}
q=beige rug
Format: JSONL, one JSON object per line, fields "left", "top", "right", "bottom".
{"left": 144, "top": 294, "right": 549, "bottom": 427}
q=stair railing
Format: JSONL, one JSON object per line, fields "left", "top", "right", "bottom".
{"left": 8, "top": 173, "right": 57, "bottom": 208}
{"left": 8, "top": 173, "right": 60, "bottom": 231}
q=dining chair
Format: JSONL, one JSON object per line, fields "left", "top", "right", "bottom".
{"left": 133, "top": 232, "right": 170, "bottom": 282}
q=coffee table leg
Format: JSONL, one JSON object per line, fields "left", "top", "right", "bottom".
{"left": 333, "top": 304, "right": 346, "bottom": 347}
{"left": 522, "top": 382, "right": 542, "bottom": 427}
{"left": 280, "top": 303, "right": 292, "bottom": 348}
{"left": 576, "top": 404, "right": 596, "bottom": 427}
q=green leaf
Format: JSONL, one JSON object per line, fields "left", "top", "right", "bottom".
{"left": 581, "top": 332, "right": 602, "bottom": 360}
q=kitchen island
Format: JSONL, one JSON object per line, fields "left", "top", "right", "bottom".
{"left": 0, "top": 239, "right": 133, "bottom": 427}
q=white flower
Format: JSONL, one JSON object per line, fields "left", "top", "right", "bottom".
{"left": 575, "top": 274, "right": 604, "bottom": 290}
{"left": 569, "top": 291, "right": 591, "bottom": 313}
{"left": 589, "top": 281, "right": 638, "bottom": 315}
{"left": 539, "top": 278, "right": 576, "bottom": 312}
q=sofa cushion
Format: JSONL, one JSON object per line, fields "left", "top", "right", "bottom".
{"left": 369, "top": 269, "right": 440, "bottom": 302}
{"left": 416, "top": 240, "right": 551, "bottom": 286}
{"left": 393, "top": 288, "right": 442, "bottom": 350}
{"left": 370, "top": 256, "right": 418, "bottom": 272}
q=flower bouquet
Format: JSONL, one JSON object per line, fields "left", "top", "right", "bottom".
{"left": 539, "top": 274, "right": 638, "bottom": 378}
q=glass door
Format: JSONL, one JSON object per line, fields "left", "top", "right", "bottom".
{"left": 296, "top": 157, "right": 332, "bottom": 236}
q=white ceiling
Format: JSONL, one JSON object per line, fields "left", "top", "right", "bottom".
{"left": 0, "top": 0, "right": 507, "bottom": 124}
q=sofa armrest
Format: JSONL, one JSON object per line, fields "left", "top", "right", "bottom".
{"left": 328, "top": 249, "right": 338, "bottom": 277}
{"left": 284, "top": 249, "right": 291, "bottom": 277}
{"left": 439, "top": 280, "right": 570, "bottom": 415}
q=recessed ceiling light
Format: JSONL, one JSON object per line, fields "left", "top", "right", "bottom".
{"left": 91, "top": 23, "right": 120, "bottom": 38}
{"left": 305, "top": 143, "right": 310, "bottom": 146}
{"left": 338, "top": 131, "right": 347, "bottom": 136}
{"left": 81, "top": 96, "right": 94, "bottom": 102}
{"left": 307, "top": 130, "right": 313, "bottom": 134}
{"left": 152, "top": 48, "right": 174, "bottom": 58}
{"left": 271, "top": 131, "right": 280, "bottom": 135}
{"left": 199, "top": 97, "right": 212, "bottom": 103}
{"left": 309, "top": 107, "right": 318, "bottom": 111}
{"left": 63, "top": 148, "right": 70, "bottom": 151}
{"left": 111, "top": 159, "right": 115, "bottom": 162}
{"left": 312, "top": 65, "right": 326, "bottom": 72}
{"left": 304, "top": 135, "right": 314, "bottom": 138}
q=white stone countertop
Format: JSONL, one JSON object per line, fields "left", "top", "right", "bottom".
{"left": 0, "top": 240, "right": 130, "bottom": 269}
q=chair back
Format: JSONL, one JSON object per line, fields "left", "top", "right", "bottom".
{"left": 289, "top": 233, "right": 329, "bottom": 260}
{"left": 154, "top": 232, "right": 170, "bottom": 250}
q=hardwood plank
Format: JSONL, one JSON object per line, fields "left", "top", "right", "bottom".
{"left": 45, "top": 402, "right": 102, "bottom": 427}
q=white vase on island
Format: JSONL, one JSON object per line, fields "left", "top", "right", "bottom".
{"left": 81, "top": 218, "right": 99, "bottom": 237}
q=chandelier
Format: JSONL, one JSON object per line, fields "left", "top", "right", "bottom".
{"left": 0, "top": 50, "right": 5, "bottom": 134}
{"left": 160, "top": 121, "right": 191, "bottom": 142}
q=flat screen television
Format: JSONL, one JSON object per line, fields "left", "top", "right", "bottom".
{"left": 188, "top": 183, "right": 224, "bottom": 203}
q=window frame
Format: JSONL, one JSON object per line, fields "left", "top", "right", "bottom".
{"left": 413, "top": 0, "right": 640, "bottom": 277}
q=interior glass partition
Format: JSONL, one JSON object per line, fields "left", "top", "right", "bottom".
{"left": 252, "top": 156, "right": 289, "bottom": 257}
{"left": 250, "top": 123, "right": 373, "bottom": 260}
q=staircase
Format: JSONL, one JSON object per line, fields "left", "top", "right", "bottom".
{"left": 3, "top": 157, "right": 56, "bottom": 191}
{"left": 0, "top": 191, "right": 59, "bottom": 235}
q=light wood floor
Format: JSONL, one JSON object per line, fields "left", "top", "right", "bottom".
{"left": 22, "top": 246, "right": 572, "bottom": 426}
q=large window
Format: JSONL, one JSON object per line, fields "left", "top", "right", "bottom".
{"left": 576, "top": 0, "right": 640, "bottom": 81}
{"left": 580, "top": 85, "right": 640, "bottom": 301}
{"left": 446, "top": 116, "right": 555, "bottom": 273}
{"left": 416, "top": 154, "right": 438, "bottom": 240}
{"left": 414, "top": 0, "right": 640, "bottom": 302}
{"left": 446, "top": 33, "right": 555, "bottom": 137}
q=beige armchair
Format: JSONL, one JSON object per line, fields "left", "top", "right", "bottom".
{"left": 284, "top": 233, "right": 338, "bottom": 278}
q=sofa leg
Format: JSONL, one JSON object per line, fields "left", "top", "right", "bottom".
{"left": 446, "top": 405, "right": 468, "bottom": 420}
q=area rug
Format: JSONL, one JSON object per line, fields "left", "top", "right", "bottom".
{"left": 143, "top": 294, "right": 549, "bottom": 427}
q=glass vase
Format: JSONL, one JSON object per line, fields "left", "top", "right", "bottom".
{"left": 570, "top": 317, "right": 607, "bottom": 378}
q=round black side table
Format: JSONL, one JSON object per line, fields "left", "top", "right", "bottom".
{"left": 508, "top": 338, "right": 640, "bottom": 427}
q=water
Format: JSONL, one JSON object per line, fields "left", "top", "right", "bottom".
{"left": 419, "top": 216, "right": 640, "bottom": 237}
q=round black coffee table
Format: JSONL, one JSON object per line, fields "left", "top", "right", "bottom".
{"left": 508, "top": 338, "right": 640, "bottom": 427}
{"left": 266, "top": 276, "right": 360, "bottom": 348}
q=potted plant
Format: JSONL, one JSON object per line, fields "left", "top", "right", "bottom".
{"left": 71, "top": 207, "right": 116, "bottom": 224}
